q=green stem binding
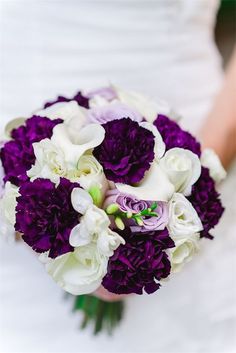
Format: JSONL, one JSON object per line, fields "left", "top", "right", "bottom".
{"left": 73, "top": 294, "right": 124, "bottom": 335}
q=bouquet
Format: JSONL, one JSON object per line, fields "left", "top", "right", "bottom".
{"left": 0, "top": 86, "right": 226, "bottom": 334}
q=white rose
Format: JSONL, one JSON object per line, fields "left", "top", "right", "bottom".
{"left": 169, "top": 234, "right": 200, "bottom": 273}
{"left": 51, "top": 123, "right": 105, "bottom": 167}
{"left": 41, "top": 243, "right": 108, "bottom": 295}
{"left": 0, "top": 182, "right": 19, "bottom": 241}
{"left": 201, "top": 148, "right": 226, "bottom": 184}
{"left": 70, "top": 188, "right": 124, "bottom": 257}
{"left": 27, "top": 139, "right": 68, "bottom": 185}
{"left": 160, "top": 148, "right": 201, "bottom": 195}
{"left": 116, "top": 161, "right": 175, "bottom": 201}
{"left": 114, "top": 86, "right": 179, "bottom": 122}
{"left": 76, "top": 154, "right": 108, "bottom": 195}
{"left": 36, "top": 100, "right": 87, "bottom": 126}
{"left": 168, "top": 193, "right": 203, "bottom": 238}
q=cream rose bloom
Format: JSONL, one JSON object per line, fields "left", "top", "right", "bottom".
{"left": 168, "top": 193, "right": 203, "bottom": 238}
{"left": 41, "top": 243, "right": 108, "bottom": 295}
{"left": 0, "top": 182, "right": 19, "bottom": 241}
{"left": 28, "top": 139, "right": 108, "bottom": 198}
{"left": 28, "top": 139, "right": 67, "bottom": 185}
{"left": 76, "top": 154, "right": 108, "bottom": 195}
{"left": 169, "top": 234, "right": 200, "bottom": 273}
{"left": 201, "top": 148, "right": 226, "bottom": 184}
{"left": 160, "top": 147, "right": 201, "bottom": 195}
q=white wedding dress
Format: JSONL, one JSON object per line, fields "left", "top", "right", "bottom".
{"left": 0, "top": 1, "right": 235, "bottom": 352}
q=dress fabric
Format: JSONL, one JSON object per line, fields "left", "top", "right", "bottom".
{"left": 0, "top": 1, "right": 235, "bottom": 352}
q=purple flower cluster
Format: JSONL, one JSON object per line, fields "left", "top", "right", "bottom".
{"left": 0, "top": 116, "right": 62, "bottom": 186}
{"left": 44, "top": 91, "right": 89, "bottom": 109}
{"left": 187, "top": 167, "right": 224, "bottom": 239}
{"left": 102, "top": 228, "right": 175, "bottom": 295}
{"left": 15, "top": 178, "right": 80, "bottom": 258}
{"left": 154, "top": 115, "right": 201, "bottom": 157}
{"left": 93, "top": 118, "right": 155, "bottom": 184}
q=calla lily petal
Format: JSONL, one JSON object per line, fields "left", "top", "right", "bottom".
{"left": 140, "top": 121, "right": 166, "bottom": 159}
{"left": 51, "top": 123, "right": 105, "bottom": 166}
{"left": 116, "top": 162, "right": 175, "bottom": 201}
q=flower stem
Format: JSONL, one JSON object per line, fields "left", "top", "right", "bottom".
{"left": 73, "top": 294, "right": 125, "bottom": 335}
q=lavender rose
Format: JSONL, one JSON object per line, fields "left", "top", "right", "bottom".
{"left": 86, "top": 86, "right": 117, "bottom": 101}
{"left": 87, "top": 102, "right": 143, "bottom": 124}
{"left": 105, "top": 189, "right": 169, "bottom": 232}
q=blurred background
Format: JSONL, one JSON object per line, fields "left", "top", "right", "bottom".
{"left": 215, "top": 0, "right": 236, "bottom": 65}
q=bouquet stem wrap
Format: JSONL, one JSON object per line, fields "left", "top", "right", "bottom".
{"left": 73, "top": 295, "right": 124, "bottom": 335}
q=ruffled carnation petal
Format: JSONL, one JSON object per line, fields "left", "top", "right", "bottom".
{"left": 154, "top": 115, "right": 201, "bottom": 157}
{"left": 44, "top": 91, "right": 89, "bottom": 109}
{"left": 187, "top": 167, "right": 224, "bottom": 239}
{"left": 15, "top": 178, "right": 80, "bottom": 258}
{"left": 0, "top": 116, "right": 62, "bottom": 186}
{"left": 93, "top": 118, "right": 155, "bottom": 184}
{"left": 102, "top": 228, "right": 174, "bottom": 295}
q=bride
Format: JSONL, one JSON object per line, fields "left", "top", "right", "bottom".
{"left": 0, "top": 1, "right": 235, "bottom": 352}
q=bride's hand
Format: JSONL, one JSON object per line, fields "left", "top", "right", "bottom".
{"left": 200, "top": 49, "right": 236, "bottom": 168}
{"left": 94, "top": 286, "right": 128, "bottom": 302}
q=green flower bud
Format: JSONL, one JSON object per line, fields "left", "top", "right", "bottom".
{"left": 106, "top": 203, "right": 120, "bottom": 215}
{"left": 115, "top": 217, "right": 125, "bottom": 230}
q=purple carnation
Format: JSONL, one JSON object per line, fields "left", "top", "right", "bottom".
{"left": 44, "top": 91, "right": 89, "bottom": 109}
{"left": 102, "top": 228, "right": 174, "bottom": 295}
{"left": 93, "top": 118, "right": 155, "bottom": 184}
{"left": 187, "top": 167, "right": 224, "bottom": 239}
{"left": 0, "top": 116, "right": 62, "bottom": 186}
{"left": 15, "top": 178, "right": 80, "bottom": 258}
{"left": 154, "top": 115, "right": 201, "bottom": 157}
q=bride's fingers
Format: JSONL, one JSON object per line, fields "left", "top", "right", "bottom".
{"left": 94, "top": 286, "right": 128, "bottom": 302}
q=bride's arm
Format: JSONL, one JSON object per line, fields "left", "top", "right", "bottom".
{"left": 200, "top": 49, "right": 236, "bottom": 168}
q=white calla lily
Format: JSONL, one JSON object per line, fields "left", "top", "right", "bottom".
{"left": 140, "top": 121, "right": 166, "bottom": 159}
{"left": 116, "top": 162, "right": 175, "bottom": 201}
{"left": 51, "top": 123, "right": 105, "bottom": 167}
{"left": 160, "top": 148, "right": 201, "bottom": 195}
